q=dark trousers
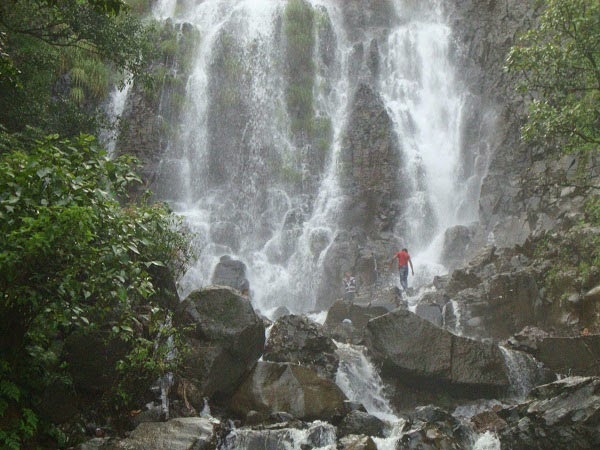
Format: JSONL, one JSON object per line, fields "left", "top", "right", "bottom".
{"left": 398, "top": 265, "right": 409, "bottom": 291}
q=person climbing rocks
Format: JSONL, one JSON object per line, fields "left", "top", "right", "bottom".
{"left": 343, "top": 271, "right": 357, "bottom": 303}
{"left": 391, "top": 248, "right": 414, "bottom": 293}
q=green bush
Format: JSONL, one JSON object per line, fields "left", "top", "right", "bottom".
{"left": 0, "top": 131, "right": 191, "bottom": 448}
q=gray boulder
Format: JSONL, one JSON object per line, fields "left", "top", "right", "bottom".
{"left": 527, "top": 334, "right": 600, "bottom": 377}
{"left": 230, "top": 361, "right": 348, "bottom": 422}
{"left": 362, "top": 309, "right": 509, "bottom": 398}
{"left": 263, "top": 314, "right": 339, "bottom": 380}
{"left": 99, "top": 417, "right": 215, "bottom": 450}
{"left": 211, "top": 255, "right": 249, "bottom": 293}
{"left": 173, "top": 286, "right": 265, "bottom": 398}
{"left": 497, "top": 376, "right": 600, "bottom": 449}
{"left": 323, "top": 300, "right": 391, "bottom": 344}
{"left": 337, "top": 410, "right": 386, "bottom": 439}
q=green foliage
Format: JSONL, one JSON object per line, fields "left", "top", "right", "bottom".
{"left": 136, "top": 20, "right": 200, "bottom": 110}
{"left": 0, "top": 131, "right": 192, "bottom": 448}
{"left": 505, "top": 0, "right": 600, "bottom": 154}
{"left": 507, "top": 0, "right": 599, "bottom": 306}
{"left": 0, "top": 0, "right": 156, "bottom": 136}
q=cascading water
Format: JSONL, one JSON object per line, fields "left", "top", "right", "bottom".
{"left": 132, "top": 0, "right": 487, "bottom": 316}
{"left": 499, "top": 345, "right": 549, "bottom": 400}
{"left": 380, "top": 0, "right": 478, "bottom": 289}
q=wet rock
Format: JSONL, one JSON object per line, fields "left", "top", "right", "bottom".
{"left": 323, "top": 300, "right": 391, "bottom": 344}
{"left": 414, "top": 290, "right": 448, "bottom": 327}
{"left": 337, "top": 410, "right": 386, "bottom": 438}
{"left": 441, "top": 224, "right": 475, "bottom": 269}
{"left": 230, "top": 361, "right": 348, "bottom": 422}
{"left": 497, "top": 376, "right": 600, "bottom": 449}
{"left": 362, "top": 309, "right": 509, "bottom": 400}
{"left": 338, "top": 434, "right": 378, "bottom": 450}
{"left": 220, "top": 420, "right": 337, "bottom": 450}
{"left": 211, "top": 255, "right": 249, "bottom": 293}
{"left": 506, "top": 326, "right": 551, "bottom": 352}
{"left": 399, "top": 405, "right": 472, "bottom": 450}
{"left": 471, "top": 409, "right": 507, "bottom": 433}
{"left": 173, "top": 286, "right": 265, "bottom": 398}
{"left": 263, "top": 314, "right": 339, "bottom": 380}
{"left": 530, "top": 334, "right": 600, "bottom": 377}
{"left": 100, "top": 417, "right": 216, "bottom": 450}
{"left": 339, "top": 83, "right": 404, "bottom": 236}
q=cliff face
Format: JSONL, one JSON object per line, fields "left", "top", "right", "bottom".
{"left": 447, "top": 0, "right": 595, "bottom": 251}
{"left": 113, "top": 1, "right": 597, "bottom": 325}
{"left": 441, "top": 0, "right": 599, "bottom": 334}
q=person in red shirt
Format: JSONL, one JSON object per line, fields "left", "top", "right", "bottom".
{"left": 391, "top": 248, "right": 414, "bottom": 292}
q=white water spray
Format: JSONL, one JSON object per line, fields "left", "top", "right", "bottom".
{"left": 114, "top": 0, "right": 488, "bottom": 316}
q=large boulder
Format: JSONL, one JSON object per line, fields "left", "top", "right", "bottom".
{"left": 211, "top": 255, "right": 249, "bottom": 293}
{"left": 100, "top": 417, "right": 215, "bottom": 450}
{"left": 173, "top": 286, "right": 265, "bottom": 399}
{"left": 362, "top": 309, "right": 509, "bottom": 401}
{"left": 337, "top": 410, "right": 386, "bottom": 439}
{"left": 230, "top": 361, "right": 348, "bottom": 422}
{"left": 521, "top": 334, "right": 600, "bottom": 377}
{"left": 263, "top": 314, "right": 339, "bottom": 380}
{"left": 497, "top": 376, "right": 600, "bottom": 449}
{"left": 323, "top": 300, "right": 391, "bottom": 344}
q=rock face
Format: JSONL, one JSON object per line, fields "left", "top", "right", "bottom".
{"left": 230, "top": 361, "right": 348, "bottom": 422}
{"left": 339, "top": 83, "right": 403, "bottom": 235}
{"left": 314, "top": 80, "right": 405, "bottom": 309}
{"left": 211, "top": 255, "right": 249, "bottom": 293}
{"left": 173, "top": 286, "right": 265, "bottom": 399}
{"left": 511, "top": 334, "right": 600, "bottom": 377}
{"left": 362, "top": 308, "right": 509, "bottom": 407}
{"left": 497, "top": 377, "right": 600, "bottom": 449}
{"left": 263, "top": 314, "right": 339, "bottom": 380}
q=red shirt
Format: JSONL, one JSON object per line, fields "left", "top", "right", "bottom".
{"left": 396, "top": 250, "right": 410, "bottom": 267}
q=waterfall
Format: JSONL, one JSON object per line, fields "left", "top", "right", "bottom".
{"left": 335, "top": 342, "right": 397, "bottom": 423}
{"left": 381, "top": 0, "right": 474, "bottom": 287}
{"left": 111, "top": 0, "right": 489, "bottom": 315}
{"left": 499, "top": 346, "right": 548, "bottom": 400}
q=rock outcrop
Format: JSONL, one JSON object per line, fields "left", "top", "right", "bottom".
{"left": 230, "top": 361, "right": 348, "bottom": 422}
{"left": 362, "top": 308, "right": 509, "bottom": 409}
{"left": 173, "top": 286, "right": 265, "bottom": 399}
{"left": 263, "top": 314, "right": 339, "bottom": 380}
{"left": 211, "top": 255, "right": 249, "bottom": 294}
{"left": 99, "top": 417, "right": 216, "bottom": 450}
{"left": 497, "top": 376, "right": 600, "bottom": 449}
{"left": 509, "top": 333, "right": 600, "bottom": 377}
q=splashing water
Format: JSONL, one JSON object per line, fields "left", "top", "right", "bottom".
{"left": 499, "top": 346, "right": 548, "bottom": 400}
{"left": 335, "top": 342, "right": 397, "bottom": 423}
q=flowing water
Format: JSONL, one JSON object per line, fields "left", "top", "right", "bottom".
{"left": 114, "top": 0, "right": 490, "bottom": 316}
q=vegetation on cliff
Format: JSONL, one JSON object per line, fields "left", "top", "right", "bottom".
{"left": 0, "top": 1, "right": 192, "bottom": 448}
{"left": 284, "top": 0, "right": 332, "bottom": 181}
{"left": 506, "top": 0, "right": 599, "bottom": 309}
